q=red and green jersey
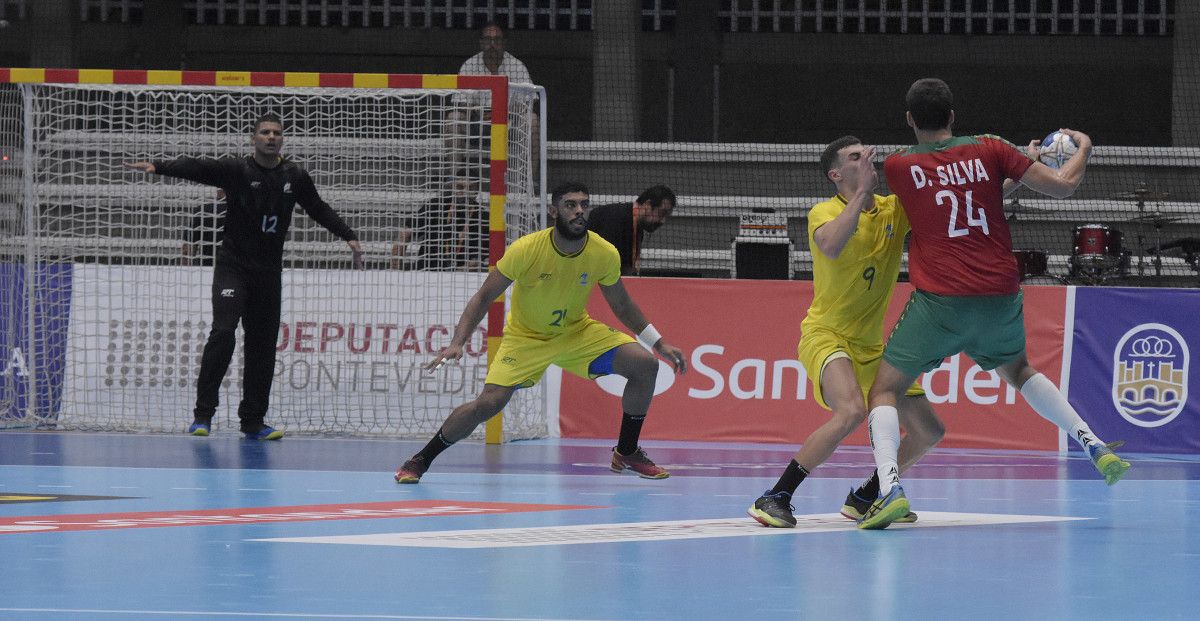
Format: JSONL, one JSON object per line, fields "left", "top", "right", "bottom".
{"left": 882, "top": 135, "right": 1034, "bottom": 296}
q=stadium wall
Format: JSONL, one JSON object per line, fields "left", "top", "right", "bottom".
{"left": 0, "top": 9, "right": 1179, "bottom": 145}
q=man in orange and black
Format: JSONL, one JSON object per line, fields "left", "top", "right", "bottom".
{"left": 587, "top": 185, "right": 676, "bottom": 276}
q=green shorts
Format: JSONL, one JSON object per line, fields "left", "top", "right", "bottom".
{"left": 882, "top": 290, "right": 1026, "bottom": 378}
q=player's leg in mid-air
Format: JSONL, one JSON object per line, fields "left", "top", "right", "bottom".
{"left": 994, "top": 353, "right": 1130, "bottom": 485}
{"left": 965, "top": 292, "right": 1130, "bottom": 485}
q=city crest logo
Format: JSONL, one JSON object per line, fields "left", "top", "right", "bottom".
{"left": 1111, "top": 323, "right": 1189, "bottom": 428}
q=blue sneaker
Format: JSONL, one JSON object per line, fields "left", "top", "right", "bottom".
{"left": 244, "top": 425, "right": 284, "bottom": 441}
{"left": 187, "top": 421, "right": 210, "bottom": 436}
{"left": 857, "top": 485, "right": 910, "bottom": 530}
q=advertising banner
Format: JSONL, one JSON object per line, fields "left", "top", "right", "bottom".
{"left": 58, "top": 266, "right": 489, "bottom": 432}
{"left": 1066, "top": 287, "right": 1200, "bottom": 454}
{"left": 561, "top": 278, "right": 1064, "bottom": 451}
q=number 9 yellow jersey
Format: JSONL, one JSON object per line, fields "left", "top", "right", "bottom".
{"left": 802, "top": 194, "right": 910, "bottom": 348}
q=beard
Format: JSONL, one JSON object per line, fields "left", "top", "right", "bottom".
{"left": 555, "top": 216, "right": 588, "bottom": 240}
{"left": 640, "top": 219, "right": 663, "bottom": 234}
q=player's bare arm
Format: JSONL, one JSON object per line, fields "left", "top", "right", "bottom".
{"left": 123, "top": 161, "right": 156, "bottom": 173}
{"left": 813, "top": 146, "right": 878, "bottom": 259}
{"left": 425, "top": 270, "right": 513, "bottom": 371}
{"left": 599, "top": 280, "right": 687, "bottom": 374}
{"left": 1018, "top": 128, "right": 1093, "bottom": 198}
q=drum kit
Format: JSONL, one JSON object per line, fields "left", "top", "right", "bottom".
{"left": 1011, "top": 185, "right": 1189, "bottom": 286}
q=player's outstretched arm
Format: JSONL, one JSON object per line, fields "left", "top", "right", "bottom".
{"left": 600, "top": 280, "right": 687, "bottom": 374}
{"left": 425, "top": 269, "right": 513, "bottom": 372}
{"left": 1019, "top": 129, "right": 1093, "bottom": 199}
{"left": 123, "top": 161, "right": 156, "bottom": 174}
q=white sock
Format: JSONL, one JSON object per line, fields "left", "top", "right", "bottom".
{"left": 1020, "top": 373, "right": 1103, "bottom": 451}
{"left": 868, "top": 406, "right": 901, "bottom": 496}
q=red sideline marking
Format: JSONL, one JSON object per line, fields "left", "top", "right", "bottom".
{"left": 0, "top": 500, "right": 598, "bottom": 535}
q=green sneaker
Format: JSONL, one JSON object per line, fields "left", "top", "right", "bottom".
{"left": 1089, "top": 441, "right": 1130, "bottom": 486}
{"left": 857, "top": 485, "right": 910, "bottom": 530}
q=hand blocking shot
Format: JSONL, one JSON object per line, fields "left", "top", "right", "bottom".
{"left": 394, "top": 182, "right": 687, "bottom": 484}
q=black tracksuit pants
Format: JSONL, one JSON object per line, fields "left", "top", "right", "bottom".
{"left": 192, "top": 261, "right": 282, "bottom": 432}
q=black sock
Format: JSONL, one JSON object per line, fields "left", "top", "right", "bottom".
{"left": 414, "top": 431, "right": 455, "bottom": 465}
{"left": 616, "top": 412, "right": 645, "bottom": 456}
{"left": 855, "top": 470, "right": 881, "bottom": 500}
{"left": 769, "top": 460, "right": 809, "bottom": 496}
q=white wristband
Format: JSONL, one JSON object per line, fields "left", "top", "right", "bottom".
{"left": 637, "top": 324, "right": 663, "bottom": 349}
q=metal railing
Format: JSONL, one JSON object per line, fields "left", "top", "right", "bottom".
{"left": 76, "top": 0, "right": 682, "bottom": 31}
{"left": 720, "top": 0, "right": 1173, "bottom": 35}
{"left": 183, "top": 0, "right": 595, "bottom": 29}
{"left": 79, "top": 0, "right": 142, "bottom": 23}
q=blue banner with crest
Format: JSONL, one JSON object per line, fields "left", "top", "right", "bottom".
{"left": 1067, "top": 287, "right": 1199, "bottom": 454}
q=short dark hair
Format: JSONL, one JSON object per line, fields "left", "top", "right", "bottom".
{"left": 551, "top": 181, "right": 589, "bottom": 206}
{"left": 253, "top": 113, "right": 283, "bottom": 133}
{"left": 906, "top": 78, "right": 953, "bottom": 131}
{"left": 818, "top": 135, "right": 862, "bottom": 183}
{"left": 636, "top": 185, "right": 676, "bottom": 209}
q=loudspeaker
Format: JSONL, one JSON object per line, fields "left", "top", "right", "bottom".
{"left": 733, "top": 241, "right": 792, "bottom": 279}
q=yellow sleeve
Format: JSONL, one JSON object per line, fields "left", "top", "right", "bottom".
{"left": 807, "top": 200, "right": 838, "bottom": 241}
{"left": 598, "top": 244, "right": 621, "bottom": 286}
{"left": 497, "top": 236, "right": 527, "bottom": 281}
{"left": 887, "top": 194, "right": 911, "bottom": 238}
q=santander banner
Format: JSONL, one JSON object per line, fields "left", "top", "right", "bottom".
{"left": 561, "top": 278, "right": 1064, "bottom": 451}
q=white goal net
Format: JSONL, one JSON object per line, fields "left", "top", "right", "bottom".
{"left": 0, "top": 72, "right": 547, "bottom": 440}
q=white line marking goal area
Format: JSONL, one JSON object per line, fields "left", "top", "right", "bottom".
{"left": 252, "top": 512, "right": 1090, "bottom": 549}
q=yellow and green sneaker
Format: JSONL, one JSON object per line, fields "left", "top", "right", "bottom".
{"left": 857, "top": 485, "right": 910, "bottom": 530}
{"left": 1089, "top": 441, "right": 1131, "bottom": 486}
{"left": 842, "top": 488, "right": 917, "bottom": 523}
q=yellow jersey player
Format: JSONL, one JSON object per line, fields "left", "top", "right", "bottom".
{"left": 394, "top": 181, "right": 687, "bottom": 483}
{"left": 748, "top": 136, "right": 945, "bottom": 528}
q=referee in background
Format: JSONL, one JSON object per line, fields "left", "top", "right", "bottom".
{"left": 125, "top": 113, "right": 363, "bottom": 440}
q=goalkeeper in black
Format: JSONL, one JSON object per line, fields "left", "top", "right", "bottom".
{"left": 125, "top": 113, "right": 363, "bottom": 440}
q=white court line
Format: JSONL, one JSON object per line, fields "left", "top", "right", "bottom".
{"left": 0, "top": 609, "right": 617, "bottom": 621}
{"left": 255, "top": 512, "right": 1091, "bottom": 549}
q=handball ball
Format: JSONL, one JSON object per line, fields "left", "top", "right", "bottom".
{"left": 1038, "top": 131, "right": 1078, "bottom": 169}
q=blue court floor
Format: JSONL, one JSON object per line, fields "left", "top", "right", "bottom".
{"left": 1, "top": 431, "right": 1197, "bottom": 621}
